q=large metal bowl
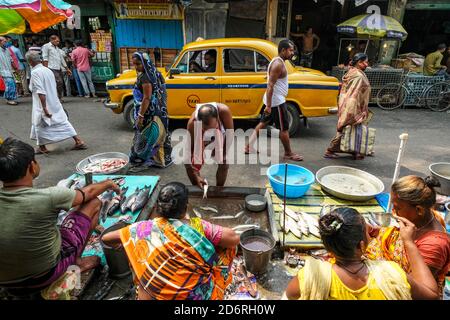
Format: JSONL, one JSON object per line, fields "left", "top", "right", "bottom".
{"left": 76, "top": 152, "right": 129, "bottom": 175}
{"left": 316, "top": 166, "right": 384, "bottom": 202}
{"left": 429, "top": 163, "right": 450, "bottom": 196}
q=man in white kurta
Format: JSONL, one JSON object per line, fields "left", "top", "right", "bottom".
{"left": 26, "top": 51, "right": 87, "bottom": 154}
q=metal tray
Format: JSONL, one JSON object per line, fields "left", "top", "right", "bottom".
{"left": 76, "top": 152, "right": 129, "bottom": 175}
{"left": 316, "top": 166, "right": 384, "bottom": 202}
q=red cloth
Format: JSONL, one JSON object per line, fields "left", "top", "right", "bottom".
{"left": 415, "top": 231, "right": 450, "bottom": 285}
{"left": 70, "top": 47, "right": 92, "bottom": 72}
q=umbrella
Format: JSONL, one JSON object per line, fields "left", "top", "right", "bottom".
{"left": 0, "top": 0, "right": 73, "bottom": 35}
{"left": 337, "top": 14, "right": 408, "bottom": 40}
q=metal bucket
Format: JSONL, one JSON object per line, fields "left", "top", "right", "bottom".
{"left": 239, "top": 229, "right": 276, "bottom": 275}
{"left": 100, "top": 221, "right": 132, "bottom": 279}
{"left": 429, "top": 163, "right": 450, "bottom": 196}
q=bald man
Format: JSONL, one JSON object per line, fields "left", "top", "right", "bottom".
{"left": 185, "top": 103, "right": 234, "bottom": 189}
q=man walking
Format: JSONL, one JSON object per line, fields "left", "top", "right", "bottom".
{"left": 71, "top": 40, "right": 96, "bottom": 98}
{"left": 245, "top": 39, "right": 303, "bottom": 161}
{"left": 11, "top": 39, "right": 30, "bottom": 97}
{"left": 26, "top": 51, "right": 87, "bottom": 154}
{"left": 41, "top": 35, "right": 71, "bottom": 100}
{"left": 0, "top": 36, "right": 18, "bottom": 105}
{"left": 290, "top": 26, "right": 320, "bottom": 68}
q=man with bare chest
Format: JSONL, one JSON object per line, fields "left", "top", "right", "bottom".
{"left": 290, "top": 26, "right": 320, "bottom": 68}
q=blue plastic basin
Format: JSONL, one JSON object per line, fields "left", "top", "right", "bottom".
{"left": 267, "top": 164, "right": 315, "bottom": 198}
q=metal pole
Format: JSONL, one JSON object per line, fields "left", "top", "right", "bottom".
{"left": 282, "top": 163, "right": 288, "bottom": 246}
{"left": 387, "top": 133, "right": 409, "bottom": 213}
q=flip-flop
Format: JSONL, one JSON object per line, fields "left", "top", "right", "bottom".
{"left": 323, "top": 152, "right": 339, "bottom": 159}
{"left": 72, "top": 143, "right": 88, "bottom": 150}
{"left": 283, "top": 153, "right": 304, "bottom": 161}
{"left": 6, "top": 101, "right": 18, "bottom": 106}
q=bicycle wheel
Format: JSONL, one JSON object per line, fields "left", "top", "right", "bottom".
{"left": 376, "top": 83, "right": 406, "bottom": 110}
{"left": 425, "top": 81, "right": 450, "bottom": 112}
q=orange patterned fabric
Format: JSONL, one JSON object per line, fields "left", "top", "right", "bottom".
{"left": 120, "top": 217, "right": 236, "bottom": 300}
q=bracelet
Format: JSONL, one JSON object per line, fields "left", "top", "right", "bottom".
{"left": 138, "top": 113, "right": 145, "bottom": 118}
{"left": 75, "top": 188, "right": 86, "bottom": 204}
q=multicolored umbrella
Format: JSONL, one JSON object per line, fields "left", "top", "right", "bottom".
{"left": 337, "top": 14, "right": 408, "bottom": 40}
{"left": 0, "top": 0, "right": 73, "bottom": 35}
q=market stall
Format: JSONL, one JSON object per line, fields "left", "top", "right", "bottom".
{"left": 331, "top": 13, "right": 410, "bottom": 104}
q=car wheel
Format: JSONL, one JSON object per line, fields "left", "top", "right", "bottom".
{"left": 267, "top": 103, "right": 301, "bottom": 137}
{"left": 123, "top": 99, "right": 136, "bottom": 129}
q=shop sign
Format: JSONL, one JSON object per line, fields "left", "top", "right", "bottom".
{"left": 114, "top": 2, "right": 183, "bottom": 20}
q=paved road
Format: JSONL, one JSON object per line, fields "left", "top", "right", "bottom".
{"left": 1, "top": 97, "right": 449, "bottom": 189}
{"left": 1, "top": 97, "right": 449, "bottom": 299}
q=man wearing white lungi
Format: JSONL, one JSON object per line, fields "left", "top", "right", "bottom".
{"left": 26, "top": 51, "right": 87, "bottom": 154}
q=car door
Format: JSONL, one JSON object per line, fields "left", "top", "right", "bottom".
{"left": 220, "top": 48, "right": 270, "bottom": 118}
{"left": 165, "top": 48, "right": 221, "bottom": 118}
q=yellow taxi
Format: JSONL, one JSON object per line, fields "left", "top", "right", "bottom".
{"left": 105, "top": 38, "right": 339, "bottom": 135}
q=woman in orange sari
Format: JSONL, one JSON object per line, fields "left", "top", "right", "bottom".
{"left": 366, "top": 175, "right": 450, "bottom": 295}
{"left": 102, "top": 182, "right": 239, "bottom": 300}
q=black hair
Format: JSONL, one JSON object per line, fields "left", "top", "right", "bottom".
{"left": 65, "top": 40, "right": 73, "bottom": 46}
{"left": 319, "top": 207, "right": 366, "bottom": 259}
{"left": 350, "top": 52, "right": 368, "bottom": 66}
{"left": 157, "top": 182, "right": 189, "bottom": 219}
{"left": 278, "top": 39, "right": 294, "bottom": 53}
{"left": 306, "top": 26, "right": 313, "bottom": 31}
{"left": 0, "top": 138, "right": 35, "bottom": 183}
{"left": 75, "top": 40, "right": 84, "bottom": 47}
{"left": 205, "top": 50, "right": 216, "bottom": 59}
{"left": 437, "top": 43, "right": 447, "bottom": 50}
{"left": 49, "top": 35, "right": 59, "bottom": 41}
{"left": 4, "top": 36, "right": 12, "bottom": 40}
{"left": 197, "top": 104, "right": 218, "bottom": 125}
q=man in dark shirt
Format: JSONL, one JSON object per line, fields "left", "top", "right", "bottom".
{"left": 204, "top": 50, "right": 216, "bottom": 73}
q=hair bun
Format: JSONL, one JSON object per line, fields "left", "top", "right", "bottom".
{"left": 319, "top": 214, "right": 344, "bottom": 237}
{"left": 424, "top": 176, "right": 440, "bottom": 189}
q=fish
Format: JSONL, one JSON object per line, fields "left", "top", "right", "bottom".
{"left": 119, "top": 186, "right": 129, "bottom": 214}
{"left": 287, "top": 215, "right": 302, "bottom": 239}
{"left": 193, "top": 208, "right": 202, "bottom": 218}
{"left": 199, "top": 206, "right": 218, "bottom": 214}
{"left": 122, "top": 187, "right": 140, "bottom": 213}
{"left": 131, "top": 186, "right": 150, "bottom": 213}
{"left": 234, "top": 210, "right": 245, "bottom": 218}
{"left": 279, "top": 213, "right": 290, "bottom": 233}
{"left": 297, "top": 213, "right": 310, "bottom": 237}
{"left": 107, "top": 197, "right": 121, "bottom": 217}
{"left": 232, "top": 224, "right": 260, "bottom": 231}
{"left": 203, "top": 179, "right": 208, "bottom": 199}
{"left": 284, "top": 206, "right": 299, "bottom": 222}
{"left": 299, "top": 212, "right": 320, "bottom": 238}
{"left": 210, "top": 215, "right": 236, "bottom": 220}
{"left": 99, "top": 190, "right": 115, "bottom": 223}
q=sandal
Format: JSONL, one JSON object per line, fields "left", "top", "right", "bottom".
{"left": 283, "top": 153, "right": 304, "bottom": 162}
{"left": 72, "top": 143, "right": 88, "bottom": 150}
{"left": 6, "top": 101, "right": 18, "bottom": 106}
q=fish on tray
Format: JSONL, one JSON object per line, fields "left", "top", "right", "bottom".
{"left": 122, "top": 187, "right": 140, "bottom": 214}
{"left": 198, "top": 206, "right": 218, "bottom": 214}
{"left": 130, "top": 186, "right": 150, "bottom": 213}
{"left": 99, "top": 190, "right": 116, "bottom": 223}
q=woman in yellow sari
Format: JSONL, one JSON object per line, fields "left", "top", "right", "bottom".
{"left": 366, "top": 175, "right": 450, "bottom": 295}
{"left": 102, "top": 182, "right": 239, "bottom": 300}
{"left": 285, "top": 207, "right": 439, "bottom": 300}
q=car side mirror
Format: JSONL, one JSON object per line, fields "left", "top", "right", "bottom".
{"left": 168, "top": 68, "right": 181, "bottom": 78}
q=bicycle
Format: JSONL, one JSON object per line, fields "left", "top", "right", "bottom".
{"left": 425, "top": 80, "right": 450, "bottom": 112}
{"left": 376, "top": 70, "right": 450, "bottom": 112}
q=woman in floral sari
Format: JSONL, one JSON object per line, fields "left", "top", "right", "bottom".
{"left": 324, "top": 53, "right": 371, "bottom": 160}
{"left": 366, "top": 175, "right": 450, "bottom": 296}
{"left": 102, "top": 182, "right": 239, "bottom": 300}
{"left": 129, "top": 52, "right": 172, "bottom": 172}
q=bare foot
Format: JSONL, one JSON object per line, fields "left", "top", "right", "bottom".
{"left": 283, "top": 153, "right": 304, "bottom": 161}
{"left": 244, "top": 145, "right": 258, "bottom": 154}
{"left": 76, "top": 256, "right": 100, "bottom": 273}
